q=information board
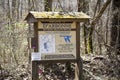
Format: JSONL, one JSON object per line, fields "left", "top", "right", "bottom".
{"left": 38, "top": 22, "right": 76, "bottom": 60}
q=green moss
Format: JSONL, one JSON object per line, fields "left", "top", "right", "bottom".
{"left": 87, "top": 27, "right": 93, "bottom": 54}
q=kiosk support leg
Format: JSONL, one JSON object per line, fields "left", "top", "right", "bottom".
{"left": 32, "top": 61, "right": 38, "bottom": 80}
{"left": 75, "top": 58, "right": 83, "bottom": 80}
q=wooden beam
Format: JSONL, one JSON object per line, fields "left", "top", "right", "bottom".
{"left": 37, "top": 18, "right": 89, "bottom": 22}
{"left": 76, "top": 22, "right": 80, "bottom": 59}
{"left": 75, "top": 22, "right": 83, "bottom": 80}
{"left": 32, "top": 22, "right": 39, "bottom": 80}
{"left": 33, "top": 59, "right": 77, "bottom": 64}
{"left": 32, "top": 61, "right": 38, "bottom": 80}
{"left": 34, "top": 22, "right": 38, "bottom": 52}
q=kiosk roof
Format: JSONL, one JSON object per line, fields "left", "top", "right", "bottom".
{"left": 25, "top": 11, "right": 90, "bottom": 22}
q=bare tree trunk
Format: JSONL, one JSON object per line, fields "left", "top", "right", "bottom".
{"left": 110, "top": 0, "right": 120, "bottom": 55}
{"left": 83, "top": 0, "right": 89, "bottom": 54}
{"left": 87, "top": 0, "right": 112, "bottom": 54}
{"left": 28, "top": 0, "right": 35, "bottom": 11}
{"left": 17, "top": 0, "right": 22, "bottom": 20}
{"left": 8, "top": 0, "right": 12, "bottom": 19}
{"left": 87, "top": 0, "right": 101, "bottom": 54}
{"left": 12, "top": 0, "right": 17, "bottom": 19}
{"left": 105, "top": 5, "right": 111, "bottom": 44}
{"left": 97, "top": 0, "right": 102, "bottom": 54}
{"left": 109, "top": 1, "right": 120, "bottom": 78}
{"left": 77, "top": 0, "right": 83, "bottom": 11}
{"left": 83, "top": 24, "right": 88, "bottom": 54}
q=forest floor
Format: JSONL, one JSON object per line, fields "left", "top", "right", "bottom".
{"left": 82, "top": 54, "right": 119, "bottom": 80}
{"left": 0, "top": 54, "right": 119, "bottom": 80}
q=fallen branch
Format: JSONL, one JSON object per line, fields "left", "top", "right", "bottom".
{"left": 83, "top": 68, "right": 103, "bottom": 80}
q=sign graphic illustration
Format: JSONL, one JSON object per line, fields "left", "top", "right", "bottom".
{"left": 64, "top": 36, "right": 71, "bottom": 43}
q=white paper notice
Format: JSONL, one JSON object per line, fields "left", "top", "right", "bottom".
{"left": 31, "top": 52, "right": 41, "bottom": 61}
{"left": 39, "top": 34, "right": 55, "bottom": 53}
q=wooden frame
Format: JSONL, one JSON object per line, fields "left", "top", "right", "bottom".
{"left": 25, "top": 11, "right": 90, "bottom": 80}
{"left": 32, "top": 21, "right": 82, "bottom": 80}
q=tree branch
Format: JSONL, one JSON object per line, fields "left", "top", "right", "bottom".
{"left": 91, "top": 0, "right": 112, "bottom": 25}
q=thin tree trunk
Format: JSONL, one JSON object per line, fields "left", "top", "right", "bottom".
{"left": 91, "top": 0, "right": 112, "bottom": 25}
{"left": 88, "top": 0, "right": 100, "bottom": 54}
{"left": 83, "top": 24, "right": 88, "bottom": 54}
{"left": 8, "top": 0, "right": 12, "bottom": 19}
{"left": 109, "top": 1, "right": 120, "bottom": 78}
{"left": 82, "top": 0, "right": 89, "bottom": 54}
{"left": 110, "top": 0, "right": 120, "bottom": 55}
{"left": 77, "top": 0, "right": 84, "bottom": 11}
{"left": 105, "top": 4, "right": 111, "bottom": 44}
{"left": 44, "top": 0, "right": 52, "bottom": 11}
{"left": 97, "top": 0, "right": 102, "bottom": 55}
{"left": 87, "top": 0, "right": 112, "bottom": 54}
{"left": 12, "top": 0, "right": 17, "bottom": 19}
{"left": 17, "top": 0, "right": 22, "bottom": 20}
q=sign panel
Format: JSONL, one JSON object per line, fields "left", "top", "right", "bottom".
{"left": 38, "top": 23, "right": 76, "bottom": 60}
{"left": 56, "top": 31, "right": 76, "bottom": 54}
{"left": 31, "top": 52, "right": 41, "bottom": 61}
{"left": 38, "top": 22, "right": 76, "bottom": 30}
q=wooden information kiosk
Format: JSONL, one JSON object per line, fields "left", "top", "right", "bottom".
{"left": 25, "top": 11, "right": 90, "bottom": 80}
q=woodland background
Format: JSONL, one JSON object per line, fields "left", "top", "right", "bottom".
{"left": 0, "top": 0, "right": 120, "bottom": 80}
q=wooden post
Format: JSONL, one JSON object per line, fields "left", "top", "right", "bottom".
{"left": 25, "top": 12, "right": 90, "bottom": 80}
{"left": 75, "top": 22, "right": 83, "bottom": 80}
{"left": 32, "top": 61, "right": 39, "bottom": 80}
{"left": 32, "top": 22, "right": 39, "bottom": 80}
{"left": 28, "top": 23, "right": 32, "bottom": 63}
{"left": 75, "top": 58, "right": 83, "bottom": 80}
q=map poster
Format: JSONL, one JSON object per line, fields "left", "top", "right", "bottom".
{"left": 39, "top": 34, "right": 55, "bottom": 53}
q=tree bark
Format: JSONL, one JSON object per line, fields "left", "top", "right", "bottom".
{"left": 44, "top": 0, "right": 52, "bottom": 11}
{"left": 110, "top": 0, "right": 120, "bottom": 55}
{"left": 91, "top": 0, "right": 112, "bottom": 25}
{"left": 87, "top": 0, "right": 112, "bottom": 54}
{"left": 109, "top": 0, "right": 120, "bottom": 78}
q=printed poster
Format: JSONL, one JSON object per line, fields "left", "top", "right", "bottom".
{"left": 39, "top": 34, "right": 55, "bottom": 53}
{"left": 39, "top": 31, "right": 76, "bottom": 55}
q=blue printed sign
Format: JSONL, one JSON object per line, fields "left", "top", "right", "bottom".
{"left": 64, "top": 36, "right": 71, "bottom": 43}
